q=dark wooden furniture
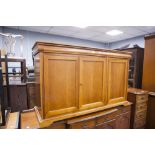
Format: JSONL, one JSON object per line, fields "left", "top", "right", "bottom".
{"left": 143, "top": 35, "right": 155, "bottom": 92}
{"left": 32, "top": 42, "right": 131, "bottom": 128}
{"left": 127, "top": 88, "right": 148, "bottom": 129}
{"left": 26, "top": 82, "right": 36, "bottom": 109}
{"left": 19, "top": 104, "right": 131, "bottom": 129}
{"left": 146, "top": 92, "right": 155, "bottom": 129}
{"left": 0, "top": 51, "right": 5, "bottom": 126}
{"left": 117, "top": 47, "right": 144, "bottom": 88}
{"left": 142, "top": 34, "right": 155, "bottom": 129}
{"left": 4, "top": 83, "right": 28, "bottom": 112}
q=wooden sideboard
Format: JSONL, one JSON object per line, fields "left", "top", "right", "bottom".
{"left": 127, "top": 88, "right": 148, "bottom": 129}
{"left": 20, "top": 104, "right": 131, "bottom": 129}
{"left": 32, "top": 42, "right": 131, "bottom": 128}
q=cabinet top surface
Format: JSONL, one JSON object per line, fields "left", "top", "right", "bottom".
{"left": 32, "top": 41, "right": 131, "bottom": 58}
{"left": 128, "top": 88, "right": 149, "bottom": 95}
{"left": 149, "top": 92, "right": 155, "bottom": 96}
{"left": 145, "top": 34, "right": 155, "bottom": 40}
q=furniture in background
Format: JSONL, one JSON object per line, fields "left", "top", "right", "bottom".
{"left": 117, "top": 45, "right": 144, "bottom": 88}
{"left": 1, "top": 54, "right": 28, "bottom": 112}
{"left": 0, "top": 51, "right": 11, "bottom": 127}
{"left": 127, "top": 88, "right": 148, "bottom": 129}
{"left": 19, "top": 104, "right": 131, "bottom": 129}
{"left": 26, "top": 66, "right": 35, "bottom": 82}
{"left": 30, "top": 42, "right": 131, "bottom": 128}
{"left": 0, "top": 51, "right": 6, "bottom": 126}
{"left": 146, "top": 92, "right": 155, "bottom": 129}
{"left": 1, "top": 56, "right": 26, "bottom": 84}
{"left": 142, "top": 34, "right": 155, "bottom": 128}
{"left": 3, "top": 83, "right": 28, "bottom": 112}
{"left": 143, "top": 35, "right": 155, "bottom": 92}
{"left": 26, "top": 82, "right": 36, "bottom": 109}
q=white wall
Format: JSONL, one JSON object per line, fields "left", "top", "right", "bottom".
{"left": 109, "top": 35, "right": 145, "bottom": 49}
{"left": 0, "top": 27, "right": 107, "bottom": 66}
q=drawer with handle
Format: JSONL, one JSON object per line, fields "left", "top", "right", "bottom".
{"left": 136, "top": 94, "right": 148, "bottom": 103}
{"left": 68, "top": 119, "right": 96, "bottom": 129}
{"left": 136, "top": 103, "right": 147, "bottom": 112}
{"left": 96, "top": 119, "right": 116, "bottom": 129}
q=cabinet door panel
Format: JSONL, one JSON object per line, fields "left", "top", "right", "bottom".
{"left": 79, "top": 56, "right": 106, "bottom": 110}
{"left": 108, "top": 58, "right": 128, "bottom": 104}
{"left": 44, "top": 54, "right": 78, "bottom": 118}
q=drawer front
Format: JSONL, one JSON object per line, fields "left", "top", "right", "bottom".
{"left": 105, "top": 111, "right": 117, "bottom": 121}
{"left": 134, "top": 118, "right": 146, "bottom": 129}
{"left": 69, "top": 119, "right": 96, "bottom": 129}
{"left": 136, "top": 103, "right": 147, "bottom": 112}
{"left": 136, "top": 101, "right": 147, "bottom": 107}
{"left": 136, "top": 94, "right": 148, "bottom": 103}
{"left": 96, "top": 116, "right": 106, "bottom": 125}
{"left": 96, "top": 119, "right": 116, "bottom": 129}
{"left": 47, "top": 122, "right": 66, "bottom": 129}
{"left": 135, "top": 110, "right": 147, "bottom": 120}
{"left": 117, "top": 105, "right": 131, "bottom": 115}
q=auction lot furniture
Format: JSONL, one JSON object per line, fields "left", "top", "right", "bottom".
{"left": 117, "top": 47, "right": 144, "bottom": 88}
{"left": 5, "top": 42, "right": 131, "bottom": 129}
{"left": 30, "top": 42, "right": 131, "bottom": 128}
{"left": 142, "top": 34, "right": 155, "bottom": 129}
{"left": 127, "top": 88, "right": 148, "bottom": 129}
{"left": 146, "top": 92, "right": 155, "bottom": 129}
{"left": 19, "top": 104, "right": 131, "bottom": 129}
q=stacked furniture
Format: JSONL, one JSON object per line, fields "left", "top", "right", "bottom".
{"left": 142, "top": 34, "right": 155, "bottom": 128}
{"left": 16, "top": 42, "right": 131, "bottom": 129}
{"left": 127, "top": 88, "right": 148, "bottom": 129}
{"left": 117, "top": 46, "right": 144, "bottom": 88}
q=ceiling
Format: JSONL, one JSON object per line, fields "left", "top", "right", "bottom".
{"left": 6, "top": 26, "right": 155, "bottom": 43}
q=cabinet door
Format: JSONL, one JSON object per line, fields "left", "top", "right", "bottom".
{"left": 44, "top": 54, "right": 79, "bottom": 118}
{"left": 107, "top": 58, "right": 128, "bottom": 104}
{"left": 79, "top": 56, "right": 107, "bottom": 110}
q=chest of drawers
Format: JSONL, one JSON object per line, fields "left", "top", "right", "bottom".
{"left": 127, "top": 88, "right": 149, "bottom": 129}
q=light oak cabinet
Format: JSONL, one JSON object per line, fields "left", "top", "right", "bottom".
{"left": 32, "top": 42, "right": 130, "bottom": 128}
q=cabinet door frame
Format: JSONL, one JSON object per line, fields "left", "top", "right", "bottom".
{"left": 79, "top": 56, "right": 107, "bottom": 110}
{"left": 107, "top": 58, "right": 128, "bottom": 104}
{"left": 43, "top": 54, "right": 79, "bottom": 118}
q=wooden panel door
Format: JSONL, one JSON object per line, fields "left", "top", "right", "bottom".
{"left": 44, "top": 54, "right": 79, "bottom": 118}
{"left": 79, "top": 56, "right": 107, "bottom": 110}
{"left": 107, "top": 58, "right": 128, "bottom": 104}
